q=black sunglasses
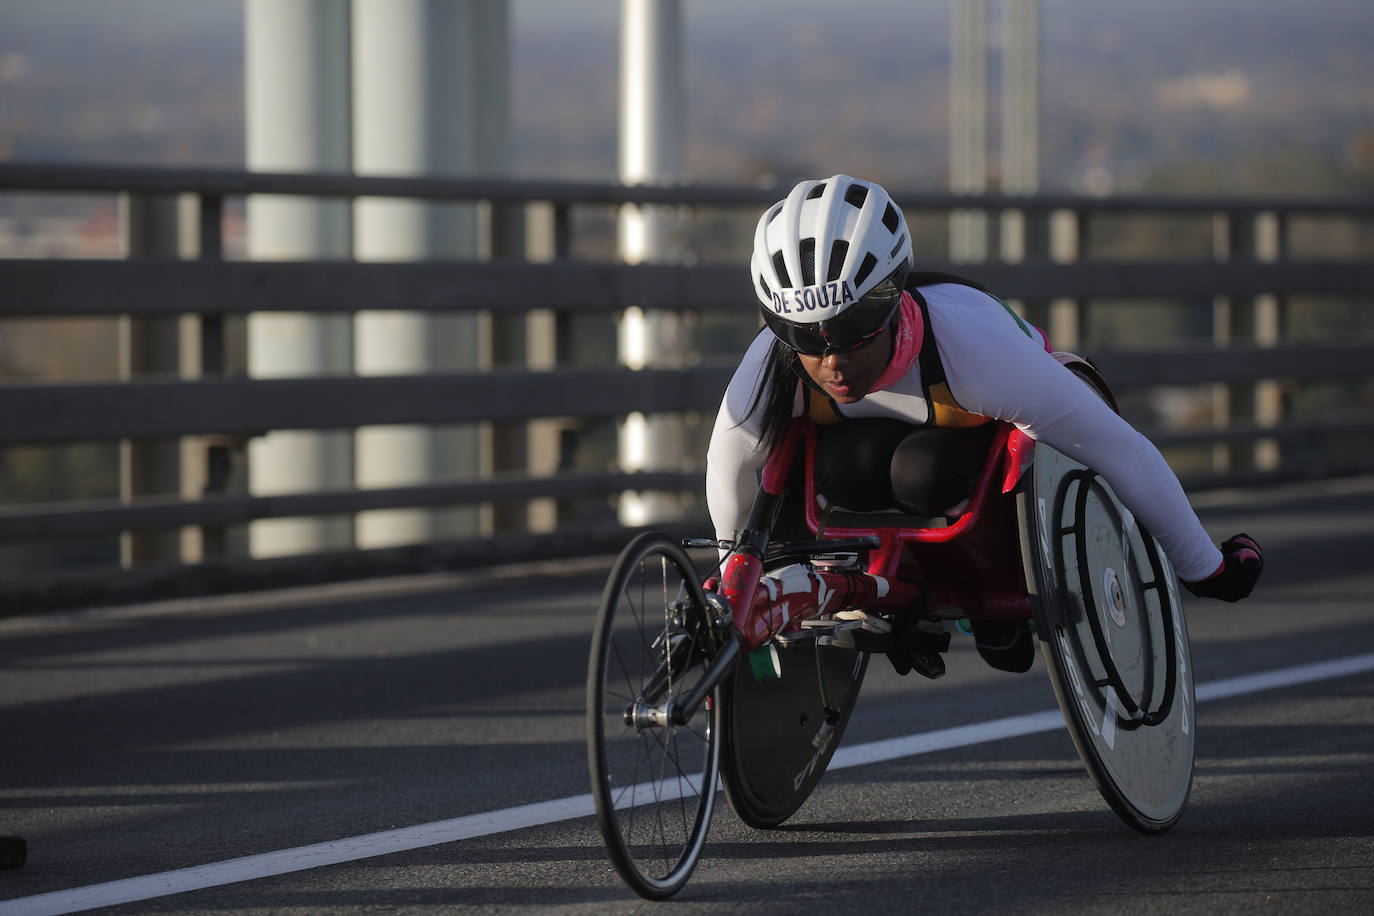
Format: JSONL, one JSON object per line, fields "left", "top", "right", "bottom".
{"left": 762, "top": 281, "right": 902, "bottom": 357}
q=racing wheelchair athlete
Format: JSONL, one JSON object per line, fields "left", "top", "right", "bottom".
{"left": 707, "top": 172, "right": 1263, "bottom": 668}
{"left": 587, "top": 174, "right": 1264, "bottom": 900}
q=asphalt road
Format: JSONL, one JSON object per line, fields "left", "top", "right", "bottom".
{"left": 2, "top": 476, "right": 1373, "bottom": 914}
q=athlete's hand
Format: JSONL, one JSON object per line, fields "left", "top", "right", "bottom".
{"left": 1183, "top": 533, "right": 1263, "bottom": 602}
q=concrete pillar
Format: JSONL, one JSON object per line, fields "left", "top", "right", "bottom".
{"left": 118, "top": 190, "right": 230, "bottom": 565}
{"left": 1212, "top": 211, "right": 1284, "bottom": 475}
{"left": 119, "top": 193, "right": 228, "bottom": 566}
{"left": 1046, "top": 208, "right": 1088, "bottom": 349}
{"left": 473, "top": 0, "right": 514, "bottom": 241}
{"left": 999, "top": 0, "right": 1046, "bottom": 326}
{"left": 471, "top": 0, "right": 535, "bottom": 534}
{"left": 617, "top": 0, "right": 685, "bottom": 526}
{"left": 1000, "top": 0, "right": 1039, "bottom": 198}
{"left": 118, "top": 195, "right": 184, "bottom": 567}
{"left": 999, "top": 0, "right": 1040, "bottom": 256}
{"left": 525, "top": 203, "right": 571, "bottom": 532}
{"left": 949, "top": 0, "right": 988, "bottom": 262}
{"left": 353, "top": 0, "right": 491, "bottom": 547}
{"left": 244, "top": 0, "right": 355, "bottom": 558}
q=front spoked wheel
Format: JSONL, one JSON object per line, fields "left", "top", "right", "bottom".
{"left": 587, "top": 532, "right": 723, "bottom": 899}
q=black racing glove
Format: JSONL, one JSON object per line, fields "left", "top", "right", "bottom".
{"left": 1183, "top": 533, "right": 1263, "bottom": 602}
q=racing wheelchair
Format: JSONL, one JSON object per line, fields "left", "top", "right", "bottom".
{"left": 586, "top": 355, "right": 1195, "bottom": 899}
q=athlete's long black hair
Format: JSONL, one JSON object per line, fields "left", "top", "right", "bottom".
{"left": 742, "top": 334, "right": 806, "bottom": 460}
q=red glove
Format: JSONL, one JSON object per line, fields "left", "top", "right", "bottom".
{"left": 1183, "top": 534, "right": 1263, "bottom": 602}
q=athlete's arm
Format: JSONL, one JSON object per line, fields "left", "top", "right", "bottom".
{"left": 705, "top": 332, "right": 792, "bottom": 544}
{"left": 927, "top": 285, "right": 1224, "bottom": 582}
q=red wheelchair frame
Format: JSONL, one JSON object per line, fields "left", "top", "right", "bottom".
{"left": 719, "top": 416, "right": 1033, "bottom": 651}
{"left": 717, "top": 353, "right": 1116, "bottom": 652}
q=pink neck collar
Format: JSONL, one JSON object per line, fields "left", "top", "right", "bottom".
{"left": 869, "top": 291, "right": 923, "bottom": 393}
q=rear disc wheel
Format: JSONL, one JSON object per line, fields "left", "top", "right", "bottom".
{"left": 1022, "top": 452, "right": 1195, "bottom": 832}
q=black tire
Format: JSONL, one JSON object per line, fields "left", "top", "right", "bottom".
{"left": 719, "top": 632, "right": 868, "bottom": 828}
{"left": 587, "top": 532, "right": 722, "bottom": 899}
{"left": 1019, "top": 430, "right": 1196, "bottom": 833}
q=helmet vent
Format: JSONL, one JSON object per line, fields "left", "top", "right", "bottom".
{"left": 827, "top": 240, "right": 849, "bottom": 282}
{"left": 844, "top": 185, "right": 868, "bottom": 209}
{"left": 854, "top": 252, "right": 878, "bottom": 288}
{"left": 771, "top": 251, "right": 792, "bottom": 288}
{"left": 805, "top": 183, "right": 826, "bottom": 200}
{"left": 799, "top": 238, "right": 816, "bottom": 286}
{"left": 882, "top": 203, "right": 901, "bottom": 233}
{"left": 758, "top": 274, "right": 772, "bottom": 298}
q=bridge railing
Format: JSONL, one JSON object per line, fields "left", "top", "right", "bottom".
{"left": 2, "top": 162, "right": 1373, "bottom": 609}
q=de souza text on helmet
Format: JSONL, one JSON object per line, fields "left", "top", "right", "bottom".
{"left": 770, "top": 280, "right": 856, "bottom": 316}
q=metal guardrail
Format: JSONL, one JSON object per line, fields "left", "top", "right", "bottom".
{"left": 2, "top": 162, "right": 1374, "bottom": 609}
{"left": 4, "top": 258, "right": 1374, "bottom": 317}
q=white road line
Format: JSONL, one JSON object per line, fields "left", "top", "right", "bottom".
{"left": 4, "top": 651, "right": 1373, "bottom": 916}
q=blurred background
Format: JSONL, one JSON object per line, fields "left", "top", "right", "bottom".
{"left": 4, "top": 0, "right": 1373, "bottom": 187}
{"left": 1, "top": 0, "right": 1373, "bottom": 596}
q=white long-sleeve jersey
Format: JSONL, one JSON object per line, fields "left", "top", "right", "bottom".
{"left": 705, "top": 283, "right": 1222, "bottom": 582}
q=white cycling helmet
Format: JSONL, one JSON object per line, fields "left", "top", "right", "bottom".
{"left": 750, "top": 174, "right": 912, "bottom": 355}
